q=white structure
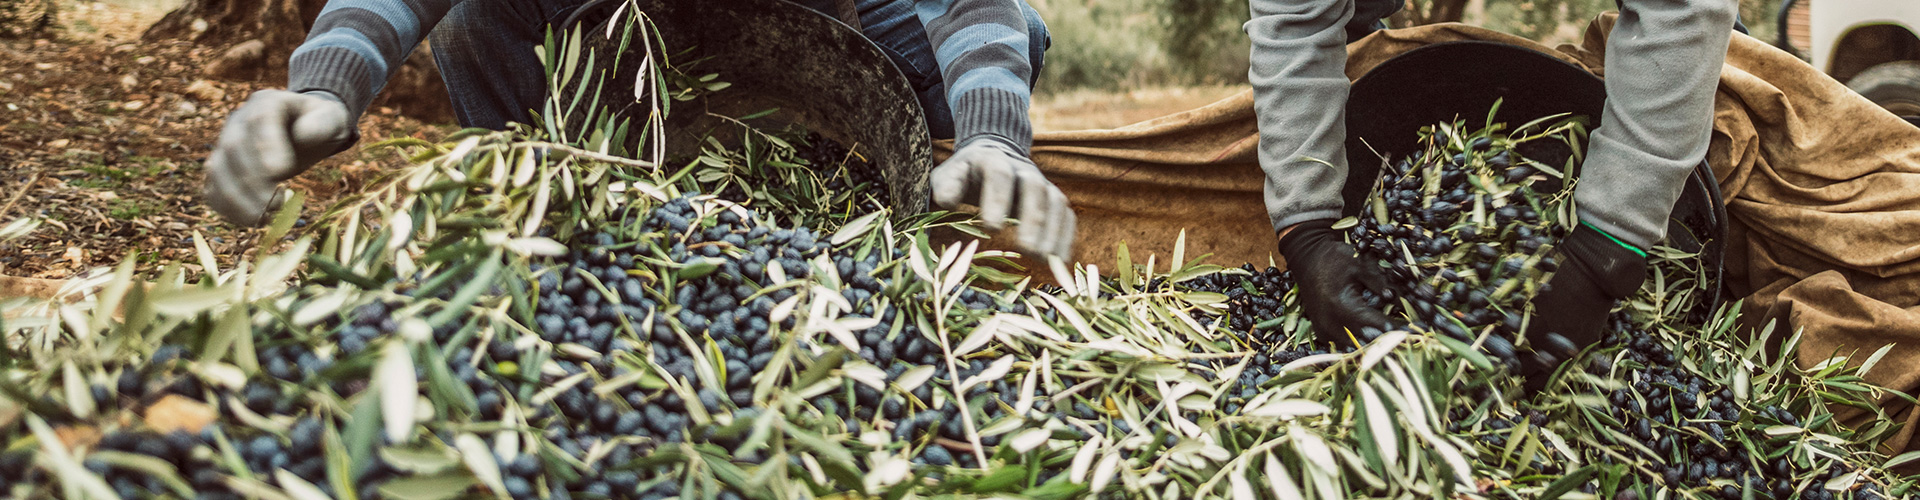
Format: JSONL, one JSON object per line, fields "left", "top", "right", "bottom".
{"left": 1797, "top": 0, "right": 1920, "bottom": 116}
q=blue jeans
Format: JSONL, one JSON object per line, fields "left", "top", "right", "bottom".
{"left": 429, "top": 0, "right": 1050, "bottom": 139}
{"left": 427, "top": 0, "right": 585, "bottom": 130}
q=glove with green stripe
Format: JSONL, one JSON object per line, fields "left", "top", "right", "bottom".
{"left": 1519, "top": 221, "right": 1648, "bottom": 392}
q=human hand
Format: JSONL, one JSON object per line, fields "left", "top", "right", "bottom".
{"left": 1278, "top": 219, "right": 1393, "bottom": 346}
{"left": 203, "top": 89, "right": 354, "bottom": 226}
{"left": 931, "top": 140, "right": 1076, "bottom": 259}
{"left": 1517, "top": 223, "right": 1648, "bottom": 393}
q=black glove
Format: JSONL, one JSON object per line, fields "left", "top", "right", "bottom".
{"left": 1278, "top": 219, "right": 1393, "bottom": 347}
{"left": 1518, "top": 222, "right": 1648, "bottom": 392}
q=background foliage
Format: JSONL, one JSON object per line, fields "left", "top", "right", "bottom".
{"left": 1030, "top": 0, "right": 1786, "bottom": 94}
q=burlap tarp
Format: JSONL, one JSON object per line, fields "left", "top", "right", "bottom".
{"left": 940, "top": 15, "right": 1920, "bottom": 452}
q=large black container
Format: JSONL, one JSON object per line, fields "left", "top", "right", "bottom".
{"left": 566, "top": 0, "right": 933, "bottom": 214}
{"left": 1341, "top": 41, "right": 1729, "bottom": 318}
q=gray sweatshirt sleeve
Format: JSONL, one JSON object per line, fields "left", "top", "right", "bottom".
{"left": 1246, "top": 0, "right": 1356, "bottom": 234}
{"left": 1574, "top": 0, "right": 1737, "bottom": 249}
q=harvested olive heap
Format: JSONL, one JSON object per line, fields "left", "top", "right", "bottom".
{"left": 1318, "top": 112, "right": 1906, "bottom": 499}
{"left": 1340, "top": 121, "right": 1577, "bottom": 358}
{"left": 4, "top": 14, "right": 1920, "bottom": 500}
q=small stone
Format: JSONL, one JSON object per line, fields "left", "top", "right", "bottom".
{"left": 206, "top": 40, "right": 268, "bottom": 80}
{"left": 185, "top": 80, "right": 225, "bottom": 102}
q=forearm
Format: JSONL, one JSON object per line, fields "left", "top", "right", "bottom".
{"left": 915, "top": 0, "right": 1036, "bottom": 154}
{"left": 288, "top": 0, "right": 459, "bottom": 121}
{"left": 1573, "top": 0, "right": 1735, "bottom": 249}
{"left": 1247, "top": 0, "right": 1354, "bottom": 233}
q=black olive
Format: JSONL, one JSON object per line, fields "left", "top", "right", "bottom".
{"left": 1487, "top": 151, "right": 1512, "bottom": 168}
{"left": 1503, "top": 165, "right": 1535, "bottom": 183}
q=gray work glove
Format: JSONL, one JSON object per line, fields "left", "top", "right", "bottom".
{"left": 203, "top": 89, "right": 355, "bottom": 226}
{"left": 931, "top": 140, "right": 1077, "bottom": 259}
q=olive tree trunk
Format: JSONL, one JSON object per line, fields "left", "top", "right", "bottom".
{"left": 0, "top": 0, "right": 57, "bottom": 38}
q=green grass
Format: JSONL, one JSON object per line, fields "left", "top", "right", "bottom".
{"left": 106, "top": 198, "right": 161, "bottom": 219}
{"left": 65, "top": 177, "right": 118, "bottom": 189}
{"left": 65, "top": 156, "right": 176, "bottom": 189}
{"left": 131, "top": 249, "right": 166, "bottom": 266}
{"left": 314, "top": 167, "right": 347, "bottom": 184}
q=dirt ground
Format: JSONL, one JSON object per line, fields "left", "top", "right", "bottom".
{"left": 0, "top": 2, "right": 458, "bottom": 280}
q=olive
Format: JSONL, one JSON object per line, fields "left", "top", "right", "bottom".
{"left": 1502, "top": 165, "right": 1535, "bottom": 183}
{"left": 1487, "top": 151, "right": 1512, "bottom": 168}
{"left": 1482, "top": 335, "right": 1517, "bottom": 363}
{"left": 1494, "top": 205, "right": 1521, "bottom": 221}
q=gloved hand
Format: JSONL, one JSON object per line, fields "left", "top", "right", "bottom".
{"left": 931, "top": 139, "right": 1077, "bottom": 259}
{"left": 1518, "top": 222, "right": 1648, "bottom": 392}
{"left": 1278, "top": 219, "right": 1392, "bottom": 346}
{"left": 203, "top": 89, "right": 356, "bottom": 226}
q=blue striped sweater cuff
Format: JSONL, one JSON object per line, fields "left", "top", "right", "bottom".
{"left": 288, "top": 47, "right": 377, "bottom": 122}
{"left": 952, "top": 88, "right": 1033, "bottom": 155}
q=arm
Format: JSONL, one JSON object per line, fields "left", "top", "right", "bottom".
{"left": 917, "top": 0, "right": 1077, "bottom": 259}
{"left": 913, "top": 0, "right": 1035, "bottom": 153}
{"left": 1573, "top": 0, "right": 1737, "bottom": 249}
{"left": 1247, "top": 0, "right": 1354, "bottom": 234}
{"left": 1247, "top": 0, "right": 1392, "bottom": 345}
{"left": 202, "top": 0, "right": 459, "bottom": 225}
{"left": 290, "top": 0, "right": 462, "bottom": 121}
{"left": 1520, "top": 0, "right": 1737, "bottom": 390}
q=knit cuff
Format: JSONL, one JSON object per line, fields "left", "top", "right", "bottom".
{"left": 1579, "top": 220, "right": 1646, "bottom": 257}
{"left": 1272, "top": 209, "right": 1344, "bottom": 237}
{"left": 952, "top": 88, "right": 1033, "bottom": 156}
{"left": 288, "top": 47, "right": 377, "bottom": 123}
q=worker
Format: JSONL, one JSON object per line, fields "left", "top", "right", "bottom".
{"left": 1250, "top": 0, "right": 1737, "bottom": 375}
{"left": 200, "top": 0, "right": 1076, "bottom": 259}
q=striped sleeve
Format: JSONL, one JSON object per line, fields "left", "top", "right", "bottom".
{"left": 287, "top": 0, "right": 458, "bottom": 120}
{"left": 914, "top": 0, "right": 1036, "bottom": 154}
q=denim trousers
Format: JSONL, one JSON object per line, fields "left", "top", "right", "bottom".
{"left": 428, "top": 0, "right": 1050, "bottom": 138}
